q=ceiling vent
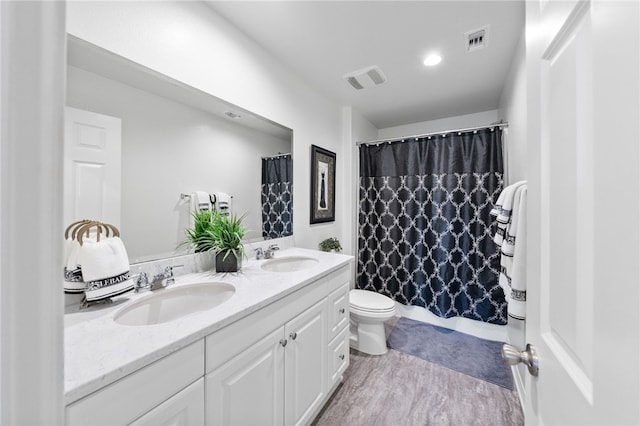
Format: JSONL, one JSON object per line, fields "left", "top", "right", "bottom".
{"left": 465, "top": 25, "right": 490, "bottom": 52}
{"left": 344, "top": 66, "right": 387, "bottom": 90}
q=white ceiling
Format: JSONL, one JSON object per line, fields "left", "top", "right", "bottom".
{"left": 206, "top": 1, "right": 525, "bottom": 130}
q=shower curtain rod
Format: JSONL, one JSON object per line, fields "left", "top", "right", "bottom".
{"left": 261, "top": 152, "right": 292, "bottom": 159}
{"left": 356, "top": 122, "right": 509, "bottom": 146}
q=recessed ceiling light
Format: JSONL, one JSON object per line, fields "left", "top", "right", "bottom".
{"left": 423, "top": 54, "right": 442, "bottom": 67}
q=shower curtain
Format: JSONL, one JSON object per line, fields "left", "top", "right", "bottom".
{"left": 261, "top": 154, "right": 293, "bottom": 239}
{"left": 357, "top": 129, "right": 507, "bottom": 324}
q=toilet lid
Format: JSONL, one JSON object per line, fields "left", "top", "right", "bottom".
{"left": 350, "top": 289, "right": 395, "bottom": 312}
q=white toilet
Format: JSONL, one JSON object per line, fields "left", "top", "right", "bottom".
{"left": 349, "top": 289, "right": 396, "bottom": 355}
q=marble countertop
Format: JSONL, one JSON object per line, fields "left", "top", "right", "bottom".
{"left": 64, "top": 247, "right": 353, "bottom": 405}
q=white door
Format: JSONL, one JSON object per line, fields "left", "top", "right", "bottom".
{"left": 524, "top": 1, "right": 639, "bottom": 424}
{"left": 64, "top": 107, "right": 121, "bottom": 227}
{"left": 205, "top": 327, "right": 285, "bottom": 426}
{"left": 284, "top": 299, "right": 328, "bottom": 426}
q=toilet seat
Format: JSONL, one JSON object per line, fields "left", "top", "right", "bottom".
{"left": 349, "top": 289, "right": 395, "bottom": 313}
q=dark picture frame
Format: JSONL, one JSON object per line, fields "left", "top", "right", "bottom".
{"left": 310, "top": 145, "right": 336, "bottom": 224}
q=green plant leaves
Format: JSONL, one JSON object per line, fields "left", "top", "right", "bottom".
{"left": 185, "top": 210, "right": 246, "bottom": 258}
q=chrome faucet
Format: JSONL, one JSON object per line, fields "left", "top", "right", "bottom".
{"left": 264, "top": 244, "right": 280, "bottom": 259}
{"left": 133, "top": 271, "right": 150, "bottom": 293}
{"left": 254, "top": 247, "right": 265, "bottom": 260}
{"left": 133, "top": 266, "right": 181, "bottom": 292}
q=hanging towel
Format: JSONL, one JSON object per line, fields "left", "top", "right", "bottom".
{"left": 78, "top": 236, "right": 133, "bottom": 302}
{"left": 501, "top": 184, "right": 526, "bottom": 258}
{"left": 508, "top": 187, "right": 527, "bottom": 319}
{"left": 216, "top": 192, "right": 232, "bottom": 214}
{"left": 194, "top": 191, "right": 212, "bottom": 212}
{"left": 491, "top": 180, "right": 526, "bottom": 245}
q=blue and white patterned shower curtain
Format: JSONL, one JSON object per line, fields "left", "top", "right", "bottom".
{"left": 261, "top": 154, "right": 293, "bottom": 239}
{"left": 357, "top": 129, "right": 507, "bottom": 324}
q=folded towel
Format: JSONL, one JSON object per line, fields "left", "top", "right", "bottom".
{"left": 64, "top": 233, "right": 97, "bottom": 294}
{"left": 78, "top": 236, "right": 130, "bottom": 282}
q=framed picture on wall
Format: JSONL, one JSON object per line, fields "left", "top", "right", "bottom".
{"left": 310, "top": 144, "right": 336, "bottom": 224}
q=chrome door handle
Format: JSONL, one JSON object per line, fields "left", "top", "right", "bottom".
{"left": 279, "top": 339, "right": 288, "bottom": 347}
{"left": 289, "top": 332, "right": 297, "bottom": 340}
{"left": 502, "top": 343, "right": 539, "bottom": 376}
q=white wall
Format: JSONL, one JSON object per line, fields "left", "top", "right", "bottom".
{"left": 496, "top": 29, "right": 527, "bottom": 386}
{"left": 342, "top": 106, "right": 377, "bottom": 257}
{"left": 66, "top": 1, "right": 345, "bottom": 251}
{"left": 67, "top": 66, "right": 290, "bottom": 261}
{"left": 377, "top": 109, "right": 500, "bottom": 140}
{"left": 499, "top": 31, "right": 527, "bottom": 184}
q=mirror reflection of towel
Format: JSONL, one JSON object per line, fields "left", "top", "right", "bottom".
{"left": 195, "top": 191, "right": 212, "bottom": 212}
{"left": 217, "top": 192, "right": 232, "bottom": 213}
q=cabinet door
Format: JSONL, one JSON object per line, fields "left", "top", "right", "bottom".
{"left": 130, "top": 378, "right": 204, "bottom": 426}
{"left": 206, "top": 327, "right": 285, "bottom": 426}
{"left": 327, "top": 326, "right": 350, "bottom": 390}
{"left": 284, "top": 299, "right": 328, "bottom": 426}
{"left": 327, "top": 283, "right": 349, "bottom": 342}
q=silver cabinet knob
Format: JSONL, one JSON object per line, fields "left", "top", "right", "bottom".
{"left": 289, "top": 332, "right": 297, "bottom": 340}
{"left": 502, "top": 343, "right": 539, "bottom": 376}
{"left": 279, "top": 339, "right": 287, "bottom": 347}
{"left": 339, "top": 308, "right": 345, "bottom": 314}
{"left": 339, "top": 354, "right": 345, "bottom": 361}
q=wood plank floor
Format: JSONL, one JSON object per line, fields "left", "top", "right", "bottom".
{"left": 313, "top": 318, "right": 523, "bottom": 426}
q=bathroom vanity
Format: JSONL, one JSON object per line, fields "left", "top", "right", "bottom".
{"left": 64, "top": 248, "right": 352, "bottom": 425}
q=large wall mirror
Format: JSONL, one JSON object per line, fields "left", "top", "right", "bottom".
{"left": 65, "top": 36, "right": 293, "bottom": 263}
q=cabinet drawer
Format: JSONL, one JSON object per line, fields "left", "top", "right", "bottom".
{"left": 325, "top": 265, "right": 351, "bottom": 293}
{"left": 66, "top": 340, "right": 205, "bottom": 426}
{"left": 130, "top": 378, "right": 204, "bottom": 426}
{"left": 327, "top": 283, "right": 349, "bottom": 342}
{"left": 327, "top": 326, "right": 350, "bottom": 389}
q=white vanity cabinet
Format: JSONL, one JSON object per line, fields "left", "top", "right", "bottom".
{"left": 65, "top": 257, "right": 352, "bottom": 426}
{"left": 205, "top": 264, "right": 350, "bottom": 426}
{"left": 66, "top": 340, "right": 204, "bottom": 426}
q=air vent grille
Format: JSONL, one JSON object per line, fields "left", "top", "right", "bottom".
{"left": 465, "top": 25, "right": 490, "bottom": 52}
{"left": 344, "top": 65, "right": 387, "bottom": 90}
{"left": 347, "top": 76, "right": 364, "bottom": 90}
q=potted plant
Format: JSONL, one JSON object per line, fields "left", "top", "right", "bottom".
{"left": 209, "top": 211, "right": 246, "bottom": 273}
{"left": 185, "top": 210, "right": 246, "bottom": 272}
{"left": 319, "top": 237, "right": 342, "bottom": 253}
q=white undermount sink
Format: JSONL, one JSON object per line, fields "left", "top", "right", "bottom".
{"left": 114, "top": 282, "right": 235, "bottom": 326}
{"left": 260, "top": 256, "right": 319, "bottom": 273}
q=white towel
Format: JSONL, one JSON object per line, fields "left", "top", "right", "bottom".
{"left": 501, "top": 184, "right": 526, "bottom": 258}
{"left": 216, "top": 192, "right": 232, "bottom": 213}
{"left": 492, "top": 180, "right": 526, "bottom": 245}
{"left": 78, "top": 236, "right": 130, "bottom": 282}
{"left": 508, "top": 187, "right": 527, "bottom": 320}
{"left": 194, "top": 191, "right": 212, "bottom": 212}
{"left": 64, "top": 238, "right": 86, "bottom": 293}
